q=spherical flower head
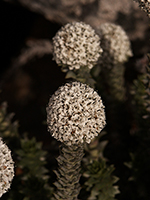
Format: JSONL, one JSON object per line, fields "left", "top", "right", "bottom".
{"left": 46, "top": 82, "right": 106, "bottom": 146}
{"left": 134, "top": 0, "right": 150, "bottom": 17}
{"left": 53, "top": 22, "right": 103, "bottom": 71}
{"left": 97, "top": 23, "right": 133, "bottom": 68}
{"left": 0, "top": 138, "right": 14, "bottom": 198}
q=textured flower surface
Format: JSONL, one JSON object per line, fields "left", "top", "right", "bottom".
{"left": 0, "top": 138, "right": 14, "bottom": 198}
{"left": 134, "top": 0, "right": 150, "bottom": 17}
{"left": 97, "top": 23, "right": 132, "bottom": 68}
{"left": 46, "top": 82, "right": 106, "bottom": 145}
{"left": 53, "top": 22, "right": 102, "bottom": 71}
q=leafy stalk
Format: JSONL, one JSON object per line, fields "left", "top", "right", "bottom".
{"left": 53, "top": 144, "right": 84, "bottom": 200}
{"left": 84, "top": 159, "right": 119, "bottom": 200}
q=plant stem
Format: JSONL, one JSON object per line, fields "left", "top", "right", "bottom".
{"left": 53, "top": 143, "right": 84, "bottom": 200}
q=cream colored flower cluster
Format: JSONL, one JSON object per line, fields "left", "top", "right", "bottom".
{"left": 134, "top": 0, "right": 150, "bottom": 17}
{"left": 97, "top": 23, "right": 132, "bottom": 68}
{"left": 53, "top": 22, "right": 102, "bottom": 71}
{"left": 0, "top": 138, "right": 14, "bottom": 198}
{"left": 46, "top": 82, "right": 106, "bottom": 146}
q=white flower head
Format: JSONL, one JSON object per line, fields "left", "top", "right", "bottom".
{"left": 46, "top": 82, "right": 106, "bottom": 146}
{"left": 97, "top": 23, "right": 133, "bottom": 68}
{"left": 53, "top": 22, "right": 103, "bottom": 71}
{"left": 0, "top": 138, "right": 14, "bottom": 198}
{"left": 134, "top": 0, "right": 150, "bottom": 17}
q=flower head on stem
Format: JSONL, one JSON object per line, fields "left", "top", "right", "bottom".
{"left": 0, "top": 138, "right": 14, "bottom": 198}
{"left": 134, "top": 0, "right": 150, "bottom": 17}
{"left": 46, "top": 81, "right": 106, "bottom": 146}
{"left": 97, "top": 23, "right": 132, "bottom": 69}
{"left": 53, "top": 22, "right": 103, "bottom": 71}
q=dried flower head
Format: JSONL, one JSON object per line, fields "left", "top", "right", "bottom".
{"left": 0, "top": 138, "right": 14, "bottom": 198}
{"left": 97, "top": 23, "right": 132, "bottom": 68}
{"left": 134, "top": 0, "right": 150, "bottom": 17}
{"left": 46, "top": 82, "right": 106, "bottom": 146}
{"left": 53, "top": 22, "right": 103, "bottom": 71}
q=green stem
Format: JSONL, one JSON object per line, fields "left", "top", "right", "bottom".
{"left": 101, "top": 63, "right": 125, "bottom": 102}
{"left": 53, "top": 143, "right": 84, "bottom": 200}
